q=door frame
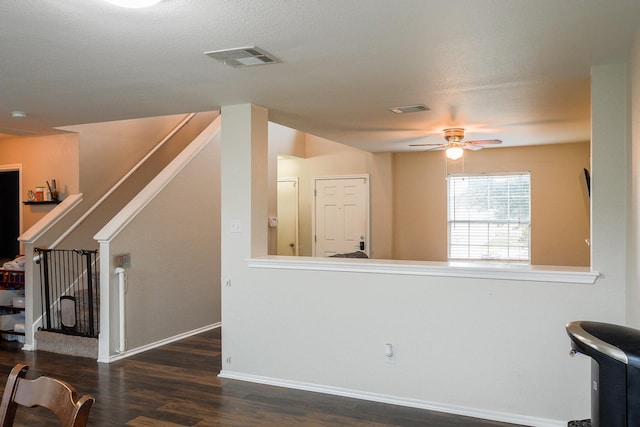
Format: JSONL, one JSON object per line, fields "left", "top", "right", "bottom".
{"left": 277, "top": 177, "right": 299, "bottom": 256}
{"left": 312, "top": 174, "right": 370, "bottom": 257}
{"left": 0, "top": 164, "right": 23, "bottom": 255}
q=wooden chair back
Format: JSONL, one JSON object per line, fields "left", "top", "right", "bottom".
{"left": 0, "top": 363, "right": 95, "bottom": 427}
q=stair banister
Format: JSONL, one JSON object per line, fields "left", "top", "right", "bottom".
{"left": 50, "top": 113, "right": 197, "bottom": 249}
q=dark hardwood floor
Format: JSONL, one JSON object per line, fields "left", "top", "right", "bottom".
{"left": 0, "top": 329, "right": 525, "bottom": 426}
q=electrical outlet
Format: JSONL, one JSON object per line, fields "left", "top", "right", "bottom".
{"left": 384, "top": 343, "right": 396, "bottom": 363}
{"left": 231, "top": 220, "right": 242, "bottom": 233}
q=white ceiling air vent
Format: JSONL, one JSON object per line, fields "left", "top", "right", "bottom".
{"left": 388, "top": 104, "right": 429, "bottom": 114}
{"left": 204, "top": 46, "right": 280, "bottom": 68}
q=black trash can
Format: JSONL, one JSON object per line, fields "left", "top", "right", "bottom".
{"left": 566, "top": 321, "right": 640, "bottom": 427}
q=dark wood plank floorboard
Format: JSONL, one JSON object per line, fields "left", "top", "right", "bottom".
{"left": 0, "top": 329, "right": 525, "bottom": 426}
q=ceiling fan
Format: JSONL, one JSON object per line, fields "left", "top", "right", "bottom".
{"left": 409, "top": 127, "right": 502, "bottom": 159}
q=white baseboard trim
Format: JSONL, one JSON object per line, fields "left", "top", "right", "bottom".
{"left": 218, "top": 370, "right": 565, "bottom": 427}
{"left": 98, "top": 322, "right": 220, "bottom": 363}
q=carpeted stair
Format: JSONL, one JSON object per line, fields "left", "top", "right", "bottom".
{"left": 34, "top": 330, "right": 97, "bottom": 359}
{"left": 34, "top": 286, "right": 99, "bottom": 359}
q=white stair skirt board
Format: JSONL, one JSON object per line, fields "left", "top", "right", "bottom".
{"left": 218, "top": 370, "right": 566, "bottom": 427}
{"left": 99, "top": 323, "right": 221, "bottom": 363}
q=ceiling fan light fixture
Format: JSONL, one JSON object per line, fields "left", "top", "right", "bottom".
{"left": 446, "top": 146, "right": 464, "bottom": 160}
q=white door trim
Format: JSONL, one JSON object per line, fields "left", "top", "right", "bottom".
{"left": 277, "top": 177, "right": 299, "bottom": 256}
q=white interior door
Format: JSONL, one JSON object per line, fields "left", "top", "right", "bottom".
{"left": 277, "top": 178, "right": 299, "bottom": 255}
{"left": 314, "top": 175, "right": 369, "bottom": 257}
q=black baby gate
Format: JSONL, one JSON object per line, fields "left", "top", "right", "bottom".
{"left": 35, "top": 248, "right": 99, "bottom": 338}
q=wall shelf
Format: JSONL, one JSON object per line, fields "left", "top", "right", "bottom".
{"left": 23, "top": 200, "right": 60, "bottom": 205}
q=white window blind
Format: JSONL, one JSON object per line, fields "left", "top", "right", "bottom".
{"left": 448, "top": 173, "right": 531, "bottom": 262}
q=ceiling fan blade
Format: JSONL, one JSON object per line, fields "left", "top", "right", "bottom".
{"left": 463, "top": 145, "right": 483, "bottom": 151}
{"left": 466, "top": 139, "right": 502, "bottom": 145}
{"left": 408, "top": 142, "right": 446, "bottom": 147}
{"left": 409, "top": 145, "right": 445, "bottom": 151}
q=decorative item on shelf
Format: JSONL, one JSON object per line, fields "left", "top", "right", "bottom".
{"left": 34, "top": 186, "right": 44, "bottom": 202}
{"left": 46, "top": 180, "right": 58, "bottom": 202}
{"left": 51, "top": 179, "right": 59, "bottom": 201}
{"left": 24, "top": 179, "right": 60, "bottom": 204}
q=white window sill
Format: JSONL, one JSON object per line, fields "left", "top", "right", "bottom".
{"left": 247, "top": 256, "right": 599, "bottom": 284}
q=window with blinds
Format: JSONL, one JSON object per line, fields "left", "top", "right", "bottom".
{"left": 447, "top": 173, "right": 531, "bottom": 262}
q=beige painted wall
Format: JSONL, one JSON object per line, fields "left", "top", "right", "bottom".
{"left": 15, "top": 114, "right": 197, "bottom": 248}
{"left": 2, "top": 114, "right": 221, "bottom": 354}
{"left": 61, "top": 114, "right": 189, "bottom": 203}
{"left": 628, "top": 33, "right": 640, "bottom": 326}
{"left": 393, "top": 142, "right": 591, "bottom": 266}
{"left": 276, "top": 134, "right": 394, "bottom": 258}
{"left": 110, "top": 134, "right": 221, "bottom": 349}
{"left": 276, "top": 132, "right": 589, "bottom": 265}
{"left": 269, "top": 122, "right": 306, "bottom": 158}
{"left": 220, "top": 95, "right": 607, "bottom": 424}
{"left": 268, "top": 122, "right": 306, "bottom": 255}
{"left": 58, "top": 112, "right": 217, "bottom": 250}
{"left": 278, "top": 136, "right": 589, "bottom": 266}
{"left": 220, "top": 68, "right": 622, "bottom": 424}
{"left": 0, "top": 133, "right": 80, "bottom": 232}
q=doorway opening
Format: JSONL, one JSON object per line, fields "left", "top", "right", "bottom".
{"left": 0, "top": 167, "right": 21, "bottom": 262}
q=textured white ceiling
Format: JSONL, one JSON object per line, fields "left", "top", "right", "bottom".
{"left": 1, "top": 0, "right": 639, "bottom": 151}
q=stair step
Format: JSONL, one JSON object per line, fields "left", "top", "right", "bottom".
{"left": 34, "top": 331, "right": 97, "bottom": 359}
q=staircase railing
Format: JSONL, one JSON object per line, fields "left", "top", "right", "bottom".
{"left": 50, "top": 113, "right": 198, "bottom": 249}
{"left": 35, "top": 248, "right": 99, "bottom": 338}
